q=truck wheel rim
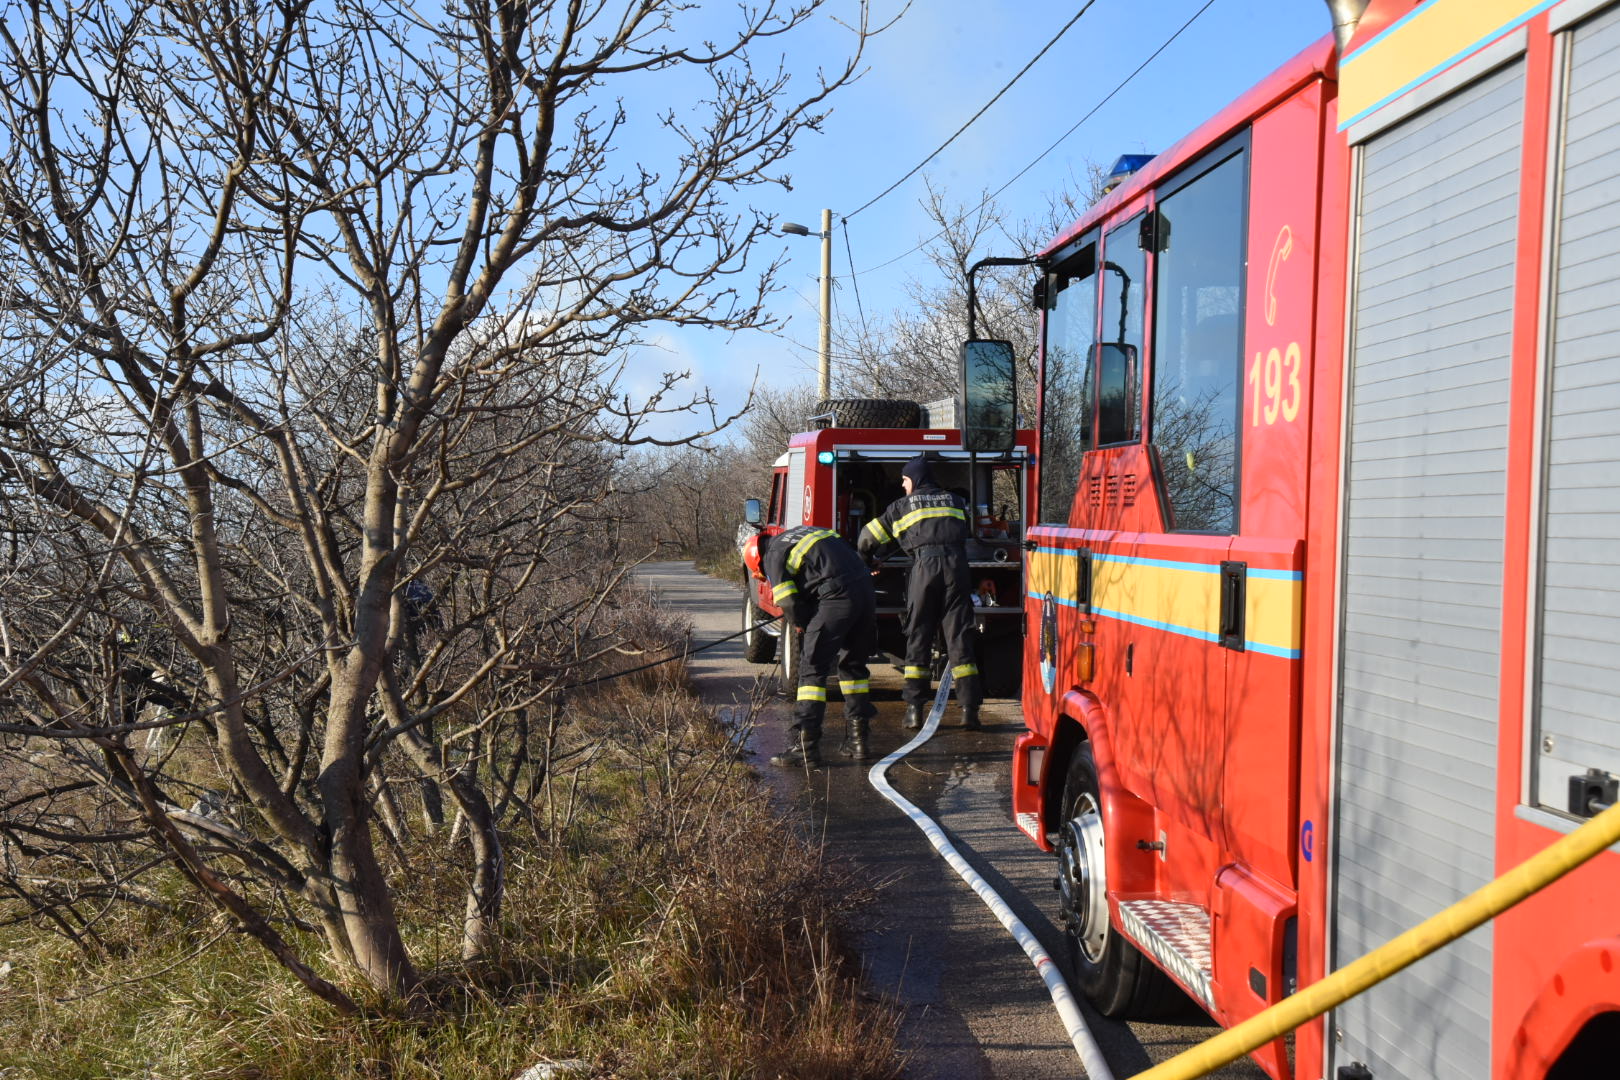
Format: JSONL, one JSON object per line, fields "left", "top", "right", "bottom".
{"left": 742, "top": 595, "right": 754, "bottom": 646}
{"left": 1057, "top": 792, "right": 1108, "bottom": 964}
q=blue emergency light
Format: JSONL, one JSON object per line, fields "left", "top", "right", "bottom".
{"left": 1102, "top": 153, "right": 1155, "bottom": 194}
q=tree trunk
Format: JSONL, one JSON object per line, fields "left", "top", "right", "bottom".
{"left": 323, "top": 674, "right": 418, "bottom": 996}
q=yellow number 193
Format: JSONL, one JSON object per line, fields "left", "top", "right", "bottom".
{"left": 1248, "top": 342, "right": 1302, "bottom": 427}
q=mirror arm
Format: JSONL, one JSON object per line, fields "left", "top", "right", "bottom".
{"left": 966, "top": 255, "right": 1043, "bottom": 339}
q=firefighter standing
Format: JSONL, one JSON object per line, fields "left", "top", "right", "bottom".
{"left": 744, "top": 526, "right": 878, "bottom": 767}
{"left": 858, "top": 455, "right": 982, "bottom": 730}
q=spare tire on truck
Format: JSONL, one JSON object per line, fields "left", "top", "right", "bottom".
{"left": 811, "top": 398, "right": 920, "bottom": 429}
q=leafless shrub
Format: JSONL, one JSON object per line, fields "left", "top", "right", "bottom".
{"left": 0, "top": 0, "right": 873, "bottom": 1007}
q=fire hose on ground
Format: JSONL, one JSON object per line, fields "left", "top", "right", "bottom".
{"left": 713, "top": 581, "right": 1620, "bottom": 1078}
{"left": 865, "top": 670, "right": 1118, "bottom": 1080}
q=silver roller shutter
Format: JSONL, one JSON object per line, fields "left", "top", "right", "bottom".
{"left": 1333, "top": 59, "right": 1523, "bottom": 1080}
{"left": 1534, "top": 4, "right": 1620, "bottom": 814}
{"left": 784, "top": 449, "right": 807, "bottom": 527}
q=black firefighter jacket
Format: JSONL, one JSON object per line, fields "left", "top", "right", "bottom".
{"left": 857, "top": 483, "right": 970, "bottom": 559}
{"left": 763, "top": 525, "right": 876, "bottom": 623}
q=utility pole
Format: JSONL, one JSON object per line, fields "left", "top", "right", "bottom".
{"left": 782, "top": 208, "right": 833, "bottom": 398}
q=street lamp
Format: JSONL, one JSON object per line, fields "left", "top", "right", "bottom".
{"left": 781, "top": 208, "right": 832, "bottom": 398}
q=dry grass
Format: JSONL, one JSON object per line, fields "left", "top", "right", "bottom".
{"left": 0, "top": 684, "right": 903, "bottom": 1080}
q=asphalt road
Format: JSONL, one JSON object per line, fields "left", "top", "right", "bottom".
{"left": 636, "top": 561, "right": 1269, "bottom": 1080}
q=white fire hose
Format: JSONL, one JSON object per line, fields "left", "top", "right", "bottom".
{"left": 866, "top": 673, "right": 1116, "bottom": 1079}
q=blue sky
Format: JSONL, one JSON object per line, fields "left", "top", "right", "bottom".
{"left": 632, "top": 0, "right": 1332, "bottom": 441}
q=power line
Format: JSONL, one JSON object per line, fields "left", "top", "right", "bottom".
{"left": 843, "top": 1, "right": 1099, "bottom": 222}
{"left": 845, "top": 0, "right": 1222, "bottom": 280}
{"left": 842, "top": 219, "right": 869, "bottom": 338}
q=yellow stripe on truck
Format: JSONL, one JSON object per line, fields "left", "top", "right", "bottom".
{"left": 1338, "top": 0, "right": 1550, "bottom": 129}
{"left": 1028, "top": 547, "right": 1302, "bottom": 658}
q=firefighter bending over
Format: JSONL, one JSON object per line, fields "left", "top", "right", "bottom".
{"left": 745, "top": 527, "right": 878, "bottom": 767}
{"left": 858, "top": 455, "right": 982, "bottom": 731}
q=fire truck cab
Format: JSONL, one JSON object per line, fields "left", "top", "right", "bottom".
{"left": 1006, "top": 2, "right": 1620, "bottom": 1077}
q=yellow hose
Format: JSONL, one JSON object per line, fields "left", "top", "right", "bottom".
{"left": 1131, "top": 800, "right": 1620, "bottom": 1080}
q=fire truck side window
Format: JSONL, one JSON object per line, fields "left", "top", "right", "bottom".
{"left": 767, "top": 472, "right": 785, "bottom": 525}
{"left": 1097, "top": 215, "right": 1146, "bottom": 446}
{"left": 1039, "top": 240, "right": 1097, "bottom": 523}
{"left": 1149, "top": 146, "right": 1247, "bottom": 533}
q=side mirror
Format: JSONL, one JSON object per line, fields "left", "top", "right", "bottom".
{"left": 960, "top": 338, "right": 1017, "bottom": 454}
{"left": 743, "top": 498, "right": 764, "bottom": 527}
{"left": 1093, "top": 342, "right": 1139, "bottom": 446}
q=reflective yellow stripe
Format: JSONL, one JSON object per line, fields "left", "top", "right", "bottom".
{"left": 952, "top": 663, "right": 979, "bottom": 679}
{"left": 839, "top": 680, "right": 870, "bottom": 694}
{"left": 786, "top": 528, "right": 838, "bottom": 572}
{"left": 773, "top": 581, "right": 799, "bottom": 601}
{"left": 865, "top": 518, "right": 892, "bottom": 544}
{"left": 904, "top": 666, "right": 930, "bottom": 680}
{"left": 797, "top": 685, "right": 827, "bottom": 702}
{"left": 893, "top": 506, "right": 966, "bottom": 535}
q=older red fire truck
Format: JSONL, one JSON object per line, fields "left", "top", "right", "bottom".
{"left": 740, "top": 399, "right": 1036, "bottom": 695}
{"left": 1002, "top": 2, "right": 1620, "bottom": 1077}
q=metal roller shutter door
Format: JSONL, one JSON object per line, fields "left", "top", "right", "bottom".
{"left": 1534, "top": 4, "right": 1620, "bottom": 814}
{"left": 1332, "top": 60, "right": 1523, "bottom": 1080}
{"left": 784, "top": 449, "right": 807, "bottom": 526}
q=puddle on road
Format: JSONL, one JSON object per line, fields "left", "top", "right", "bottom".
{"left": 712, "top": 703, "right": 757, "bottom": 760}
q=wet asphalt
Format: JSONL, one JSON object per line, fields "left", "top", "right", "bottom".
{"left": 635, "top": 561, "right": 1268, "bottom": 1079}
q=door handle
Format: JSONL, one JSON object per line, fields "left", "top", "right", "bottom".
{"left": 1220, "top": 561, "right": 1246, "bottom": 652}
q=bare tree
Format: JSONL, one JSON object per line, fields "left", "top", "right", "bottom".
{"left": 0, "top": 0, "right": 870, "bottom": 1007}
{"left": 739, "top": 381, "right": 826, "bottom": 455}
{"left": 833, "top": 165, "right": 1113, "bottom": 418}
{"left": 834, "top": 180, "right": 1038, "bottom": 418}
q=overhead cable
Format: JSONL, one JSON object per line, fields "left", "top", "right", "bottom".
{"left": 842, "top": 1, "right": 1099, "bottom": 222}
{"left": 846, "top": 0, "right": 1221, "bottom": 280}
{"left": 842, "top": 220, "right": 869, "bottom": 338}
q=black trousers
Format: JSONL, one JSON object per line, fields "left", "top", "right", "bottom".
{"left": 902, "top": 547, "right": 981, "bottom": 711}
{"left": 792, "top": 595, "right": 878, "bottom": 737}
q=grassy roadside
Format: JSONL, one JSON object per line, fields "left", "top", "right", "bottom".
{"left": 0, "top": 653, "right": 902, "bottom": 1078}
{"left": 694, "top": 551, "right": 741, "bottom": 584}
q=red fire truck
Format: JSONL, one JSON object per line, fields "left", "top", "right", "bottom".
{"left": 999, "top": 2, "right": 1620, "bottom": 1076}
{"left": 740, "top": 399, "right": 1036, "bottom": 695}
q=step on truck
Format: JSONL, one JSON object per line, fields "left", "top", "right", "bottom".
{"left": 975, "top": 1, "right": 1620, "bottom": 1077}
{"left": 739, "top": 396, "right": 1036, "bottom": 696}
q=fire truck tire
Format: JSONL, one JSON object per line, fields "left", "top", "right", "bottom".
{"left": 811, "top": 397, "right": 921, "bottom": 428}
{"left": 741, "top": 578, "right": 778, "bottom": 664}
{"left": 780, "top": 622, "right": 800, "bottom": 689}
{"left": 1057, "top": 742, "right": 1184, "bottom": 1018}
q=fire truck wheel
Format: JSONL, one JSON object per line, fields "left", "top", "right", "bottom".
{"left": 1057, "top": 742, "right": 1183, "bottom": 1018}
{"left": 780, "top": 622, "right": 800, "bottom": 689}
{"left": 742, "top": 582, "right": 778, "bottom": 664}
{"left": 811, "top": 397, "right": 921, "bottom": 428}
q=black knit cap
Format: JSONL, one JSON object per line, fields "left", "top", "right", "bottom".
{"left": 901, "top": 455, "right": 933, "bottom": 487}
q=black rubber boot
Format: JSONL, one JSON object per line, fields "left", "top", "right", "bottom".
{"left": 770, "top": 734, "right": 821, "bottom": 768}
{"left": 904, "top": 703, "right": 926, "bottom": 730}
{"left": 960, "top": 704, "right": 982, "bottom": 731}
{"left": 842, "top": 717, "right": 870, "bottom": 760}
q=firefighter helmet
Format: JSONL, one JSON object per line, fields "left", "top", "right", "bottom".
{"left": 743, "top": 532, "right": 767, "bottom": 581}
